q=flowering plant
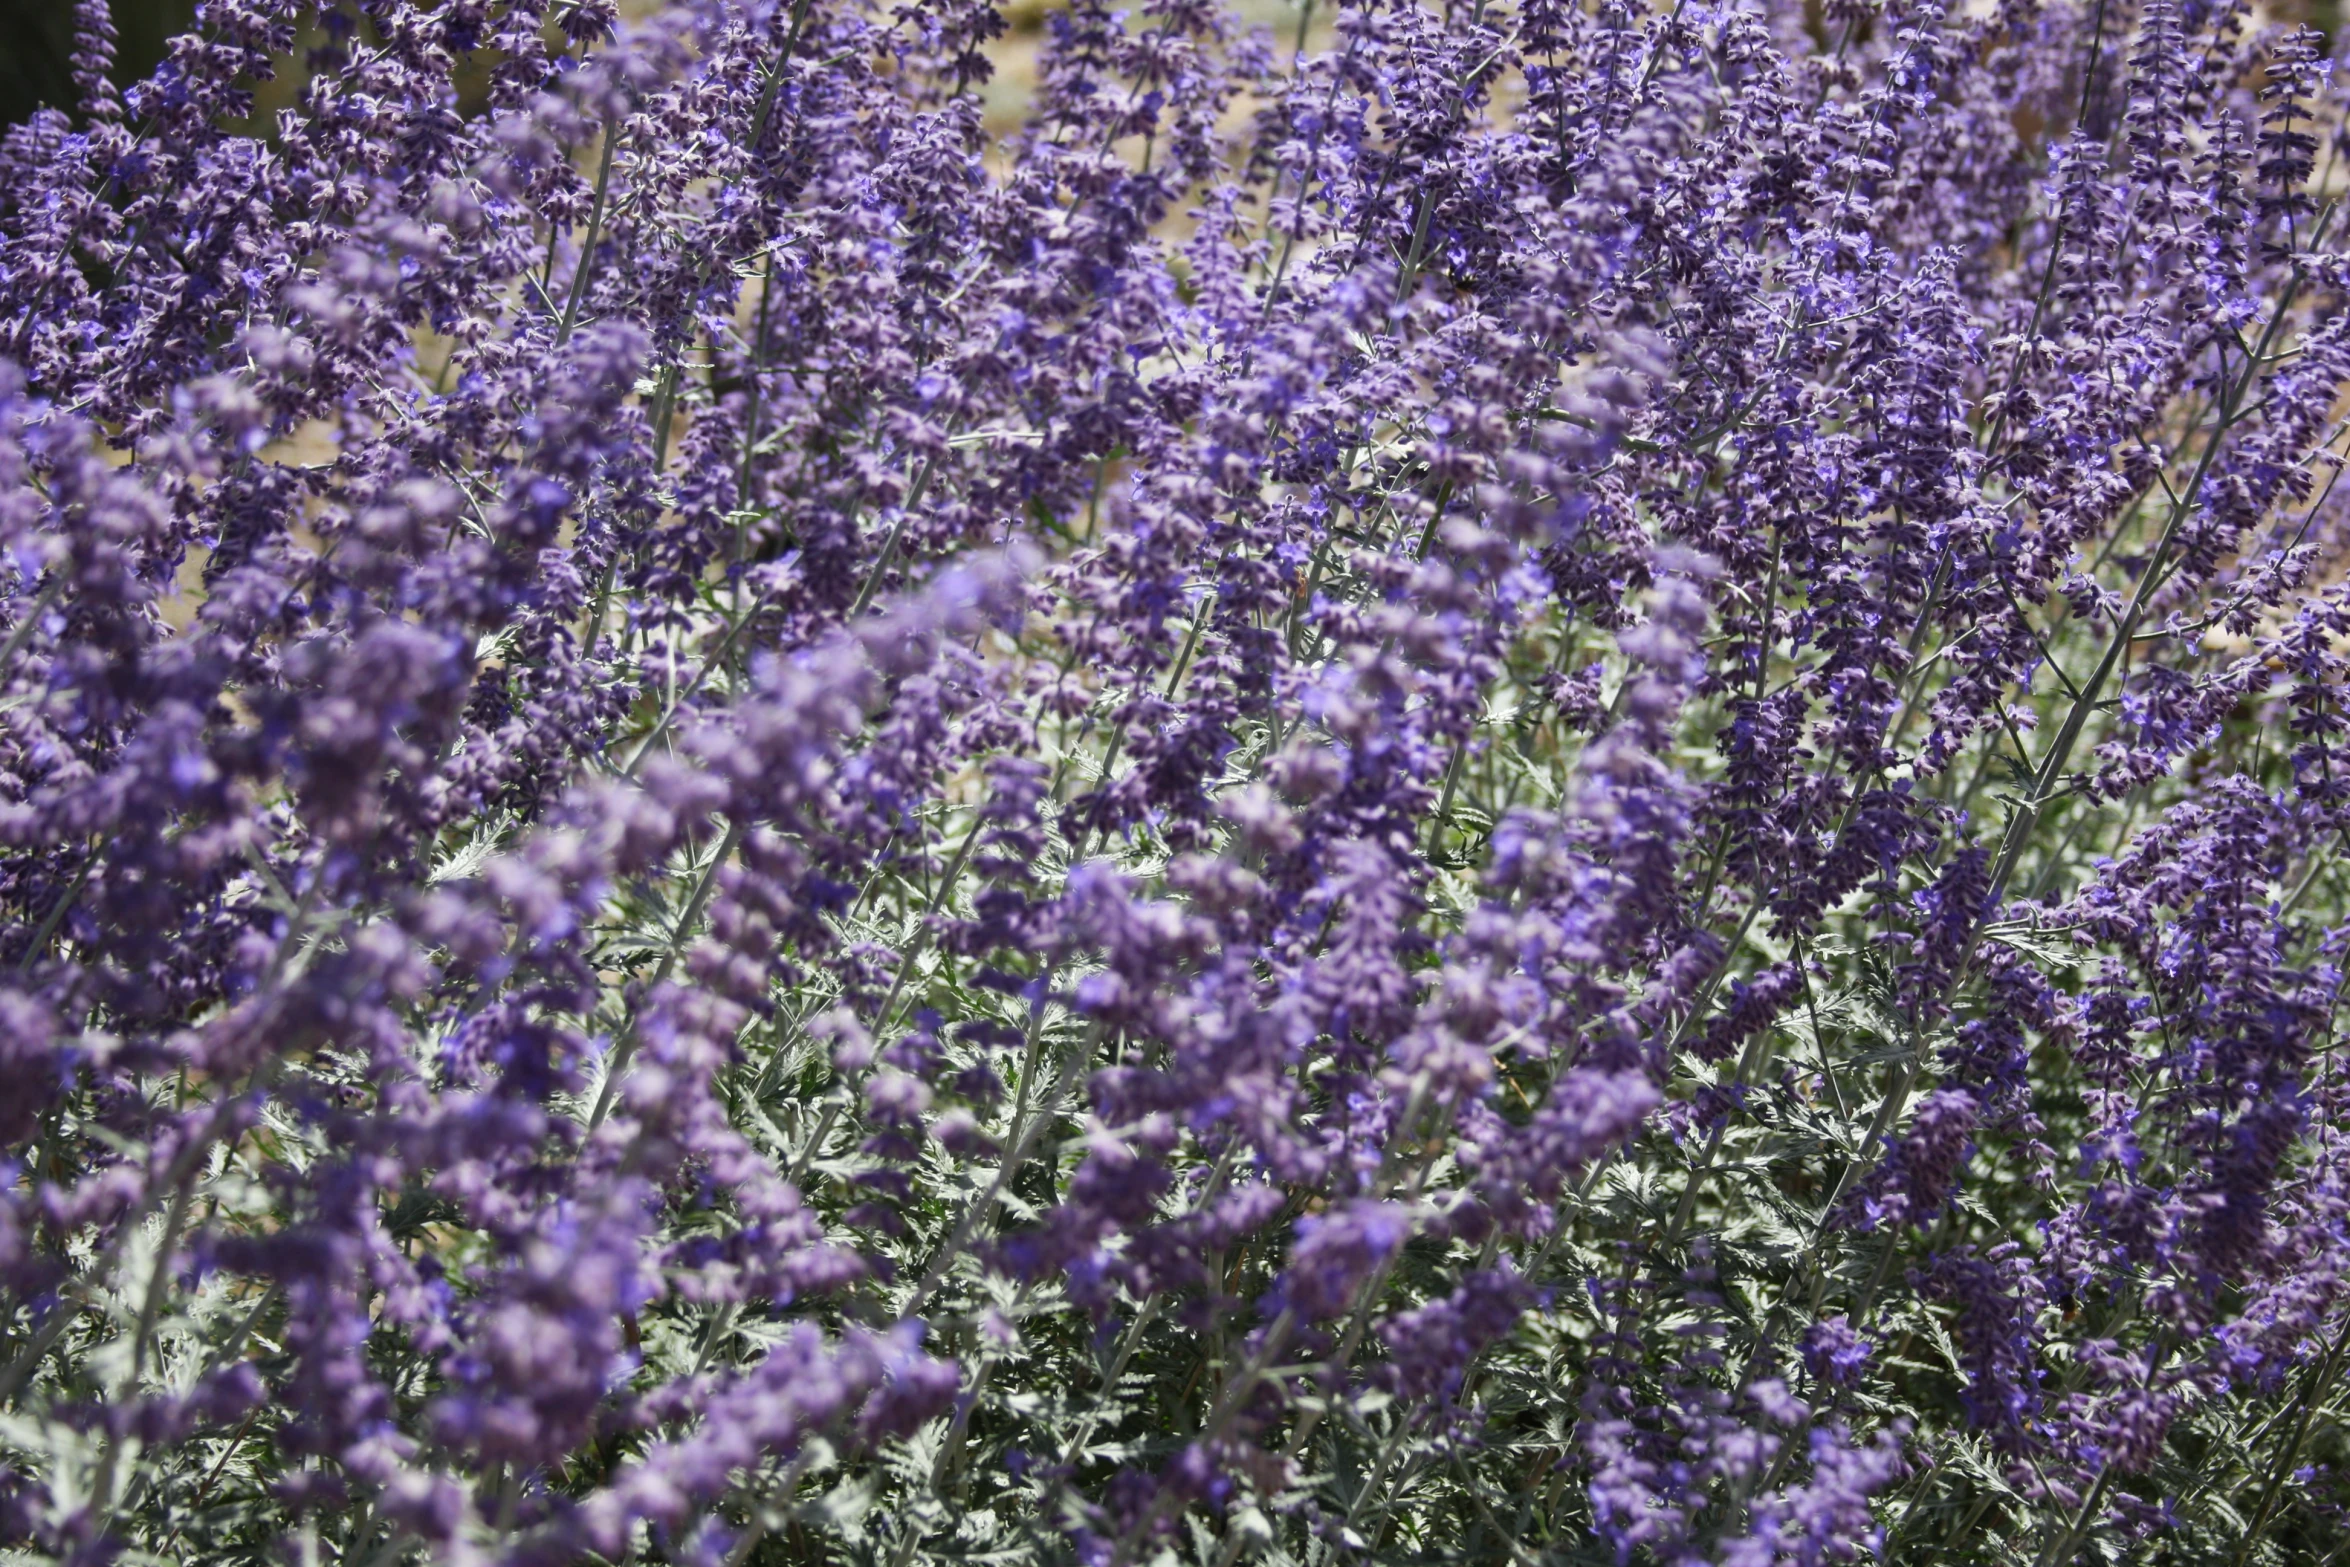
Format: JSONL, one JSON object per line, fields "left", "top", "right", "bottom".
{"left": 5, "top": 0, "right": 2350, "bottom": 1562}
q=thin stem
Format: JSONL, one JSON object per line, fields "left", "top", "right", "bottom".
{"left": 586, "top": 816, "right": 747, "bottom": 1132}
{"left": 2232, "top": 1311, "right": 2350, "bottom": 1567}
{"left": 555, "top": 117, "right": 620, "bottom": 348}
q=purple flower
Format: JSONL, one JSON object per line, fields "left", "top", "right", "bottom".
{"left": 2, "top": 2, "right": 2348, "bottom": 1561}
{"left": 1802, "top": 1316, "right": 1875, "bottom": 1391}
{"left": 1271, "top": 1199, "right": 1412, "bottom": 1323}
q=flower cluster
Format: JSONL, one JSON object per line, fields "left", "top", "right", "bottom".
{"left": 4, "top": 0, "right": 2350, "bottom": 1563}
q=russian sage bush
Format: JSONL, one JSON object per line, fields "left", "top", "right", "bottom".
{"left": 5, "top": 0, "right": 2350, "bottom": 1561}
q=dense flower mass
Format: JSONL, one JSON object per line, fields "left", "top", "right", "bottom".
{"left": 7, "top": 0, "right": 2350, "bottom": 1561}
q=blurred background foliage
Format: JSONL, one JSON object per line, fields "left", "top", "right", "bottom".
{"left": 0, "top": 0, "right": 194, "bottom": 130}
{"left": 3, "top": 0, "right": 1535, "bottom": 134}
{"left": 1, "top": 0, "right": 2344, "bottom": 142}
